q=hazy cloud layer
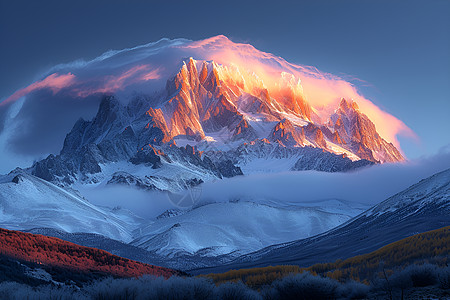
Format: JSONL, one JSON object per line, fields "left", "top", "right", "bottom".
{"left": 199, "top": 148, "right": 450, "bottom": 207}
{"left": 79, "top": 147, "right": 450, "bottom": 219}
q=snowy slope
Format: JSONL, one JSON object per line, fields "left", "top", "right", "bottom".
{"left": 364, "top": 168, "right": 450, "bottom": 217}
{"left": 131, "top": 201, "right": 364, "bottom": 258}
{"left": 74, "top": 159, "right": 218, "bottom": 193}
{"left": 0, "top": 170, "right": 138, "bottom": 242}
{"left": 0, "top": 168, "right": 369, "bottom": 265}
{"left": 191, "top": 168, "right": 450, "bottom": 274}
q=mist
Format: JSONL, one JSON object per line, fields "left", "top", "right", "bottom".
{"left": 201, "top": 149, "right": 450, "bottom": 207}
{"left": 199, "top": 148, "right": 450, "bottom": 207}
{"left": 78, "top": 185, "right": 178, "bottom": 219}
{"left": 78, "top": 147, "right": 450, "bottom": 219}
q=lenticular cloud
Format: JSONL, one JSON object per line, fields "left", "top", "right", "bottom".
{"left": 0, "top": 35, "right": 414, "bottom": 170}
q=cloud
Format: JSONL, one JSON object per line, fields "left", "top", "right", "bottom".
{"left": 1, "top": 65, "right": 162, "bottom": 105}
{"left": 184, "top": 35, "right": 415, "bottom": 149}
{"left": 74, "top": 65, "right": 162, "bottom": 97}
{"left": 78, "top": 185, "right": 172, "bottom": 219}
{"left": 0, "top": 63, "right": 162, "bottom": 172}
{"left": 74, "top": 146, "right": 450, "bottom": 220}
{"left": 2, "top": 36, "right": 413, "bottom": 149}
{"left": 0, "top": 35, "right": 416, "bottom": 172}
{"left": 0, "top": 91, "right": 101, "bottom": 174}
{"left": 298, "top": 74, "right": 417, "bottom": 149}
{"left": 197, "top": 146, "right": 450, "bottom": 207}
{"left": 1, "top": 73, "right": 76, "bottom": 106}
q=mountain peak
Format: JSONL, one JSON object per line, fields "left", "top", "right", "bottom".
{"left": 5, "top": 36, "right": 410, "bottom": 183}
{"left": 203, "top": 62, "right": 221, "bottom": 93}
{"left": 3, "top": 35, "right": 412, "bottom": 167}
{"left": 199, "top": 61, "right": 208, "bottom": 84}
{"left": 269, "top": 118, "right": 303, "bottom": 147}
{"left": 339, "top": 98, "right": 359, "bottom": 112}
{"left": 330, "top": 98, "right": 404, "bottom": 163}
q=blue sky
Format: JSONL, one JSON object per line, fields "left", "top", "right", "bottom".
{"left": 0, "top": 0, "right": 449, "bottom": 159}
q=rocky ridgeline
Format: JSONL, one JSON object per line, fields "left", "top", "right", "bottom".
{"left": 28, "top": 59, "right": 399, "bottom": 191}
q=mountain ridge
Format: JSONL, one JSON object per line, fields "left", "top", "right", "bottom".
{"left": 24, "top": 53, "right": 401, "bottom": 191}
{"left": 1, "top": 35, "right": 412, "bottom": 176}
{"left": 190, "top": 168, "right": 450, "bottom": 274}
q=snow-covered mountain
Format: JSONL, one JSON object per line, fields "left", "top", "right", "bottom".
{"left": 29, "top": 95, "right": 246, "bottom": 191}
{"left": 0, "top": 170, "right": 138, "bottom": 242}
{"left": 192, "top": 168, "right": 450, "bottom": 274}
{"left": 26, "top": 85, "right": 376, "bottom": 191}
{"left": 0, "top": 35, "right": 409, "bottom": 193}
{"left": 130, "top": 200, "right": 363, "bottom": 258}
{"left": 0, "top": 168, "right": 369, "bottom": 269}
{"left": 0, "top": 35, "right": 418, "bottom": 273}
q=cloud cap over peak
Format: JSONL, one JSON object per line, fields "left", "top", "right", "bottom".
{"left": 0, "top": 35, "right": 414, "bottom": 172}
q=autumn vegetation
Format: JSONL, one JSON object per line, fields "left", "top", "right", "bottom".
{"left": 0, "top": 226, "right": 448, "bottom": 299}
{"left": 204, "top": 226, "right": 450, "bottom": 288}
{"left": 0, "top": 228, "right": 181, "bottom": 280}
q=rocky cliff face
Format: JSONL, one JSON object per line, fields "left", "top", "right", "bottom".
{"left": 328, "top": 98, "right": 404, "bottom": 163}
{"left": 29, "top": 94, "right": 244, "bottom": 188}
{"left": 28, "top": 59, "right": 402, "bottom": 190}
{"left": 269, "top": 119, "right": 304, "bottom": 147}
{"left": 153, "top": 59, "right": 402, "bottom": 163}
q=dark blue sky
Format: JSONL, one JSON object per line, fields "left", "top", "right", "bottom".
{"left": 1, "top": 0, "right": 449, "bottom": 158}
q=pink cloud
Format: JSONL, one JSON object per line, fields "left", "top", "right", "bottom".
{"left": 292, "top": 72, "right": 417, "bottom": 150}
{"left": 75, "top": 65, "right": 161, "bottom": 97}
{"left": 1, "top": 65, "right": 162, "bottom": 104}
{"left": 140, "top": 69, "right": 161, "bottom": 81}
{"left": 1, "top": 73, "right": 76, "bottom": 106}
{"left": 1, "top": 35, "right": 414, "bottom": 154}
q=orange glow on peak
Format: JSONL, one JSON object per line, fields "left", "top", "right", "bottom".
{"left": 2, "top": 35, "right": 415, "bottom": 153}
{"left": 178, "top": 36, "right": 415, "bottom": 148}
